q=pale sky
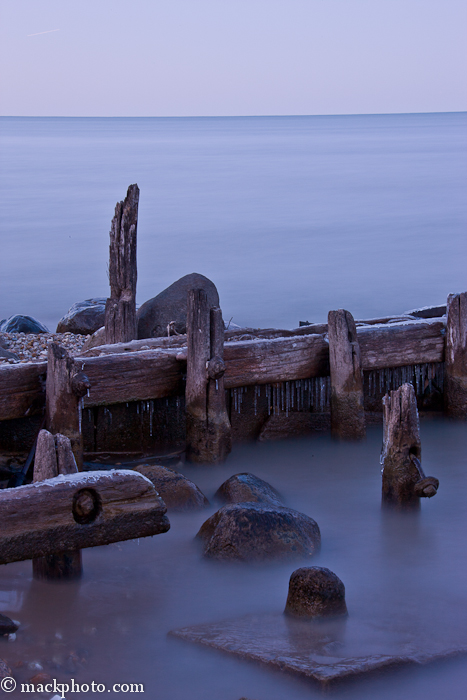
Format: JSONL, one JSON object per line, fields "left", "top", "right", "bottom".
{"left": 1, "top": 0, "right": 466, "bottom": 117}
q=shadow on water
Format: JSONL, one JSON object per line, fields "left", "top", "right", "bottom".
{"left": 0, "top": 419, "right": 466, "bottom": 699}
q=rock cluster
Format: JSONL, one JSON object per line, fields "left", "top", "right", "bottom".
{"left": 0, "top": 332, "right": 90, "bottom": 365}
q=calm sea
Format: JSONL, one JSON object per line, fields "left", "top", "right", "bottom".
{"left": 1, "top": 113, "right": 466, "bottom": 330}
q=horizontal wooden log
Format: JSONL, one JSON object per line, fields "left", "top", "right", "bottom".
{"left": 0, "top": 361, "right": 46, "bottom": 421}
{"left": 0, "top": 470, "right": 170, "bottom": 565}
{"left": 0, "top": 319, "right": 446, "bottom": 418}
{"left": 358, "top": 319, "right": 445, "bottom": 370}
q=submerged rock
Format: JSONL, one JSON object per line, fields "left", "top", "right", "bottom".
{"left": 215, "top": 472, "right": 283, "bottom": 507}
{"left": 284, "top": 567, "right": 348, "bottom": 619}
{"left": 196, "top": 502, "right": 320, "bottom": 562}
{"left": 137, "top": 273, "right": 219, "bottom": 339}
{"left": 0, "top": 658, "right": 12, "bottom": 678}
{"left": 0, "top": 315, "right": 49, "bottom": 333}
{"left": 0, "top": 613, "right": 19, "bottom": 635}
{"left": 56, "top": 298, "right": 106, "bottom": 335}
{"left": 134, "top": 464, "right": 209, "bottom": 511}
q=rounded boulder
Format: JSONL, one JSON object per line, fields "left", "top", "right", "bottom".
{"left": 56, "top": 298, "right": 107, "bottom": 335}
{"left": 284, "top": 567, "right": 348, "bottom": 619}
{"left": 135, "top": 464, "right": 209, "bottom": 512}
{"left": 0, "top": 315, "right": 49, "bottom": 333}
{"left": 215, "top": 472, "right": 283, "bottom": 507}
{"left": 196, "top": 502, "right": 321, "bottom": 562}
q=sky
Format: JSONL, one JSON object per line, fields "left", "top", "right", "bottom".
{"left": 1, "top": 0, "right": 466, "bottom": 117}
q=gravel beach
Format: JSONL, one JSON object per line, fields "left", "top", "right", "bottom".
{"left": 0, "top": 332, "right": 90, "bottom": 364}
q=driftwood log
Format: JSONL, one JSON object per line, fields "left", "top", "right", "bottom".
{"left": 0, "top": 470, "right": 169, "bottom": 566}
{"left": 32, "top": 429, "right": 82, "bottom": 580}
{"left": 185, "top": 290, "right": 231, "bottom": 463}
{"left": 105, "top": 184, "right": 139, "bottom": 344}
{"left": 381, "top": 383, "right": 439, "bottom": 509}
{"left": 445, "top": 292, "right": 467, "bottom": 418}
{"left": 328, "top": 309, "right": 365, "bottom": 439}
{"left": 46, "top": 343, "right": 90, "bottom": 468}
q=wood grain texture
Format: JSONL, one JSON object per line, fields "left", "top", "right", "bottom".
{"left": 445, "top": 292, "right": 467, "bottom": 417}
{"left": 328, "top": 309, "right": 365, "bottom": 439}
{"left": 206, "top": 306, "right": 232, "bottom": 463}
{"left": 0, "top": 470, "right": 170, "bottom": 565}
{"left": 358, "top": 319, "right": 445, "bottom": 370}
{"left": 0, "top": 361, "right": 46, "bottom": 421}
{"left": 105, "top": 184, "right": 139, "bottom": 344}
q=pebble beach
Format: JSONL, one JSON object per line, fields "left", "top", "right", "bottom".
{"left": 0, "top": 332, "right": 90, "bottom": 364}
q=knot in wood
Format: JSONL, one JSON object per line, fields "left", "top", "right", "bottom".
{"left": 207, "top": 356, "right": 225, "bottom": 380}
{"left": 71, "top": 371, "right": 91, "bottom": 398}
{"left": 72, "top": 488, "right": 101, "bottom": 524}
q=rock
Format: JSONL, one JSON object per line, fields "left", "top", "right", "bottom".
{"left": 0, "top": 658, "right": 12, "bottom": 679}
{"left": 80, "top": 326, "right": 106, "bottom": 352}
{"left": 56, "top": 298, "right": 106, "bottom": 335}
{"left": 215, "top": 473, "right": 283, "bottom": 507}
{"left": 0, "top": 347, "right": 20, "bottom": 360}
{"left": 134, "top": 465, "right": 209, "bottom": 511}
{"left": 284, "top": 567, "right": 348, "bottom": 619}
{"left": 0, "top": 613, "right": 19, "bottom": 635}
{"left": 0, "top": 315, "right": 49, "bottom": 333}
{"left": 137, "top": 273, "right": 220, "bottom": 339}
{"left": 196, "top": 502, "right": 320, "bottom": 562}
{"left": 403, "top": 304, "right": 446, "bottom": 319}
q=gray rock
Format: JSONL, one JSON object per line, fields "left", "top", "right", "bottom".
{"left": 0, "top": 347, "right": 20, "bottom": 360}
{"left": 137, "top": 273, "right": 219, "bottom": 339}
{"left": 56, "top": 298, "right": 107, "bottom": 335}
{"left": 134, "top": 464, "right": 209, "bottom": 511}
{"left": 80, "top": 326, "right": 106, "bottom": 352}
{"left": 284, "top": 567, "right": 348, "bottom": 619}
{"left": 196, "top": 502, "right": 321, "bottom": 562}
{"left": 0, "top": 613, "right": 19, "bottom": 635}
{"left": 215, "top": 473, "right": 283, "bottom": 507}
{"left": 0, "top": 315, "right": 49, "bottom": 333}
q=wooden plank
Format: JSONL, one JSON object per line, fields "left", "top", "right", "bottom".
{"left": 206, "top": 306, "right": 231, "bottom": 462}
{"left": 358, "top": 319, "right": 445, "bottom": 370}
{"left": 0, "top": 470, "right": 170, "bottom": 565}
{"left": 0, "top": 361, "right": 46, "bottom": 421}
{"left": 185, "top": 289, "right": 211, "bottom": 462}
{"left": 105, "top": 184, "right": 139, "bottom": 344}
{"left": 80, "top": 348, "right": 185, "bottom": 406}
{"left": 328, "top": 310, "right": 365, "bottom": 439}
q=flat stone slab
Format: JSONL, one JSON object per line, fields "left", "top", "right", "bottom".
{"left": 170, "top": 613, "right": 467, "bottom": 685}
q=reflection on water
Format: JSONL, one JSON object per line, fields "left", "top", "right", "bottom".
{"left": 0, "top": 419, "right": 466, "bottom": 699}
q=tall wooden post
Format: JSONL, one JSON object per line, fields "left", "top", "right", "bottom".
{"left": 381, "top": 383, "right": 438, "bottom": 510}
{"left": 105, "top": 184, "right": 139, "bottom": 344}
{"left": 445, "top": 292, "right": 467, "bottom": 418}
{"left": 32, "top": 430, "right": 82, "bottom": 580}
{"left": 46, "top": 343, "right": 90, "bottom": 469}
{"left": 186, "top": 291, "right": 231, "bottom": 463}
{"left": 328, "top": 309, "right": 365, "bottom": 439}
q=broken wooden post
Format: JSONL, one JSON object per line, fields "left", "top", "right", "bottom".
{"left": 105, "top": 183, "right": 139, "bottom": 344}
{"left": 445, "top": 292, "right": 467, "bottom": 418}
{"left": 32, "top": 429, "right": 82, "bottom": 580}
{"left": 328, "top": 309, "right": 365, "bottom": 439}
{"left": 186, "top": 290, "right": 231, "bottom": 463}
{"left": 381, "top": 383, "right": 439, "bottom": 510}
{"left": 0, "top": 470, "right": 169, "bottom": 566}
{"left": 46, "top": 343, "right": 90, "bottom": 469}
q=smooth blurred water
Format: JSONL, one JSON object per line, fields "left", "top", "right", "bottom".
{"left": 1, "top": 113, "right": 466, "bottom": 331}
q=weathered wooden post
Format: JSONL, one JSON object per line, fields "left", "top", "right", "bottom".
{"left": 445, "top": 292, "right": 467, "bottom": 418}
{"left": 105, "top": 183, "right": 139, "bottom": 344}
{"left": 381, "top": 383, "right": 438, "bottom": 510}
{"left": 328, "top": 309, "right": 365, "bottom": 439}
{"left": 46, "top": 343, "right": 90, "bottom": 469}
{"left": 186, "top": 290, "right": 231, "bottom": 463}
{"left": 32, "top": 429, "right": 82, "bottom": 580}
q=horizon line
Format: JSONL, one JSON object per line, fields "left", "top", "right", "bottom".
{"left": 1, "top": 110, "right": 466, "bottom": 119}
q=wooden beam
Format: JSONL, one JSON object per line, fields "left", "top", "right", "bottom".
{"left": 328, "top": 309, "right": 365, "bottom": 439}
{"left": 105, "top": 184, "right": 139, "bottom": 344}
{"left": 0, "top": 470, "right": 170, "bottom": 565}
{"left": 358, "top": 319, "right": 445, "bottom": 370}
{"left": 445, "top": 292, "right": 467, "bottom": 418}
{"left": 0, "top": 361, "right": 46, "bottom": 421}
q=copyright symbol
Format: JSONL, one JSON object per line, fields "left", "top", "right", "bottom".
{"left": 0, "top": 676, "right": 16, "bottom": 692}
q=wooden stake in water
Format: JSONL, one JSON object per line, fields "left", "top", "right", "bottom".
{"left": 445, "top": 291, "right": 467, "bottom": 418}
{"left": 186, "top": 290, "right": 231, "bottom": 463}
{"left": 105, "top": 184, "right": 139, "bottom": 344}
{"left": 328, "top": 309, "right": 365, "bottom": 439}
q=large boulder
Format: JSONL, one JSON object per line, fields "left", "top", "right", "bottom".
{"left": 0, "top": 613, "right": 19, "bottom": 635}
{"left": 284, "top": 567, "right": 348, "bottom": 619}
{"left": 56, "top": 298, "right": 106, "bottom": 335}
{"left": 137, "top": 273, "right": 219, "bottom": 339}
{"left": 215, "top": 473, "right": 283, "bottom": 507}
{"left": 196, "top": 502, "right": 321, "bottom": 562}
{"left": 0, "top": 315, "right": 49, "bottom": 333}
{"left": 134, "top": 464, "right": 209, "bottom": 511}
